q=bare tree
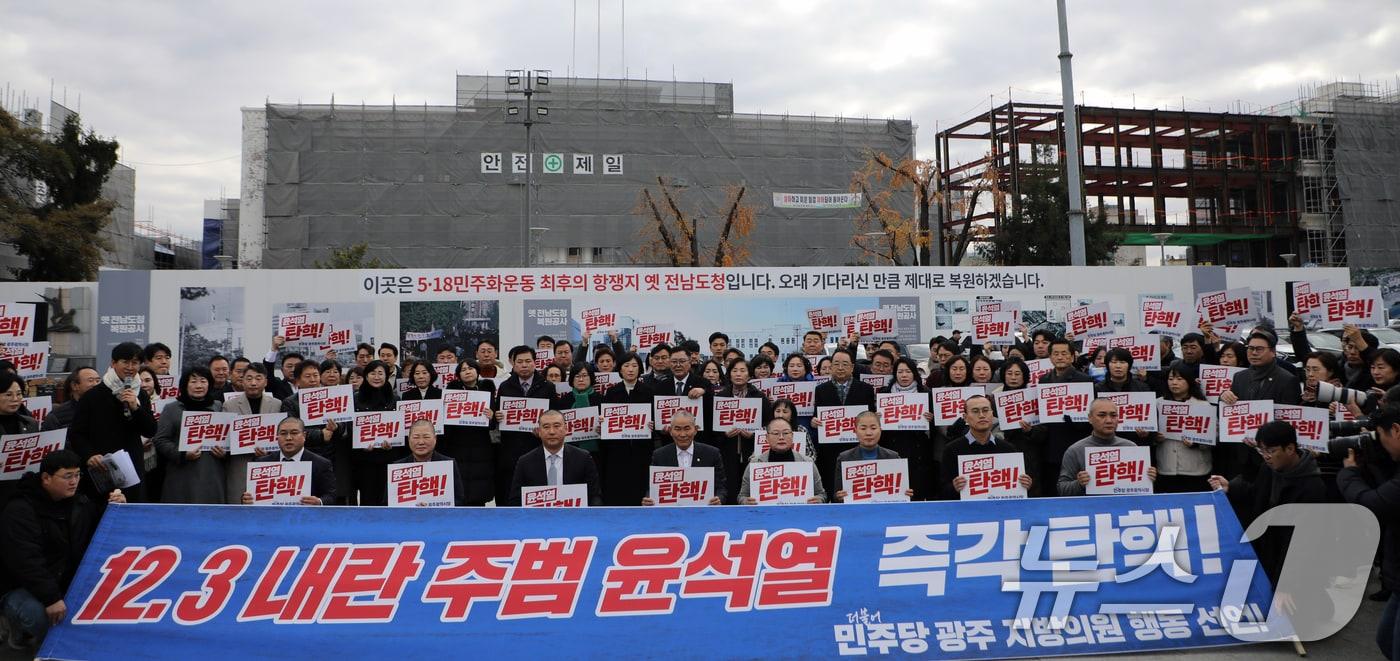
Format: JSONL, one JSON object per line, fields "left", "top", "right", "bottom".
{"left": 635, "top": 177, "right": 756, "bottom": 267}
{"left": 850, "top": 150, "right": 1001, "bottom": 266}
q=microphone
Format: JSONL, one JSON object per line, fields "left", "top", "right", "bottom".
{"left": 121, "top": 377, "right": 138, "bottom": 420}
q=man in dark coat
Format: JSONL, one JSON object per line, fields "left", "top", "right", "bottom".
{"left": 1209, "top": 420, "right": 1325, "bottom": 586}
{"left": 509, "top": 410, "right": 602, "bottom": 506}
{"left": 494, "top": 345, "right": 556, "bottom": 505}
{"left": 0, "top": 450, "right": 126, "bottom": 649}
{"left": 644, "top": 411, "right": 725, "bottom": 505}
{"left": 1031, "top": 337, "right": 1095, "bottom": 493}
{"left": 66, "top": 342, "right": 157, "bottom": 503}
{"left": 39, "top": 367, "right": 100, "bottom": 433}
{"left": 813, "top": 349, "right": 876, "bottom": 500}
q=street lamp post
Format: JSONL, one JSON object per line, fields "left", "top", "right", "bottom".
{"left": 1151, "top": 232, "right": 1172, "bottom": 266}
{"left": 1057, "top": 0, "right": 1087, "bottom": 266}
{"left": 505, "top": 70, "right": 551, "bottom": 266}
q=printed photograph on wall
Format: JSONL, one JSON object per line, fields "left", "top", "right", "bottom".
{"left": 179, "top": 287, "right": 245, "bottom": 371}
{"left": 399, "top": 301, "right": 500, "bottom": 362}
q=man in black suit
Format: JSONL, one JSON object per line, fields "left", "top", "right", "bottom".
{"left": 240, "top": 416, "right": 337, "bottom": 505}
{"left": 643, "top": 411, "right": 725, "bottom": 505}
{"left": 509, "top": 409, "right": 602, "bottom": 506}
{"left": 812, "top": 349, "right": 876, "bottom": 497}
{"left": 495, "top": 346, "right": 562, "bottom": 504}
{"left": 641, "top": 343, "right": 673, "bottom": 390}
{"left": 1032, "top": 337, "right": 1095, "bottom": 493}
{"left": 66, "top": 342, "right": 157, "bottom": 503}
{"left": 657, "top": 345, "right": 710, "bottom": 446}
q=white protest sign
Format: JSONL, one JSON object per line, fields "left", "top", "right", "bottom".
{"left": 653, "top": 395, "right": 703, "bottom": 431}
{"left": 748, "top": 462, "right": 815, "bottom": 504}
{"left": 971, "top": 311, "right": 1017, "bottom": 345}
{"left": 397, "top": 399, "right": 445, "bottom": 434}
{"left": 1140, "top": 299, "right": 1192, "bottom": 338}
{"left": 994, "top": 388, "right": 1040, "bottom": 428}
{"left": 843, "top": 309, "right": 898, "bottom": 341}
{"left": 499, "top": 397, "right": 549, "bottom": 432}
{"left": 806, "top": 307, "right": 840, "bottom": 333}
{"left": 859, "top": 373, "right": 892, "bottom": 390}
{"left": 522, "top": 483, "right": 589, "bottom": 507}
{"left": 1293, "top": 280, "right": 1333, "bottom": 322}
{"left": 840, "top": 458, "right": 909, "bottom": 503}
{"left": 1196, "top": 288, "right": 1255, "bottom": 326}
{"left": 581, "top": 307, "right": 618, "bottom": 335}
{"left": 814, "top": 405, "right": 866, "bottom": 443}
{"left": 601, "top": 403, "right": 652, "bottom": 440}
{"left": 387, "top": 460, "right": 455, "bottom": 507}
{"left": 229, "top": 413, "right": 287, "bottom": 455}
{"left": 246, "top": 461, "right": 312, "bottom": 505}
{"left": 1319, "top": 286, "right": 1385, "bottom": 328}
{"left": 351, "top": 410, "right": 405, "bottom": 449}
{"left": 635, "top": 323, "right": 675, "bottom": 350}
{"left": 877, "top": 392, "right": 928, "bottom": 431}
{"left": 563, "top": 406, "right": 601, "bottom": 442}
{"left": 0, "top": 341, "right": 47, "bottom": 379}
{"left": 298, "top": 385, "right": 355, "bottom": 425}
{"left": 648, "top": 466, "right": 715, "bottom": 506}
{"left": 1105, "top": 334, "right": 1161, "bottom": 371}
{"left": 1219, "top": 400, "right": 1273, "bottom": 444}
{"left": 766, "top": 381, "right": 817, "bottom": 417}
{"left": 1025, "top": 358, "right": 1054, "bottom": 385}
{"left": 1199, "top": 365, "right": 1244, "bottom": 404}
{"left": 22, "top": 396, "right": 51, "bottom": 428}
{"left": 1067, "top": 301, "right": 1113, "bottom": 338}
{"left": 1099, "top": 391, "right": 1157, "bottom": 432}
{"left": 442, "top": 389, "right": 492, "bottom": 427}
{"left": 713, "top": 397, "right": 763, "bottom": 432}
{"left": 1036, "top": 382, "right": 1095, "bottom": 422}
{"left": 930, "top": 387, "right": 983, "bottom": 427}
{"left": 1086, "top": 445, "right": 1152, "bottom": 495}
{"left": 177, "top": 411, "right": 235, "bottom": 452}
{"left": 1158, "top": 400, "right": 1217, "bottom": 445}
{"left": 959, "top": 452, "right": 1028, "bottom": 500}
{"left": 277, "top": 312, "right": 331, "bottom": 350}
{"left": 0, "top": 430, "right": 66, "bottom": 480}
{"left": 0, "top": 303, "right": 37, "bottom": 343}
{"left": 1274, "top": 404, "right": 1329, "bottom": 453}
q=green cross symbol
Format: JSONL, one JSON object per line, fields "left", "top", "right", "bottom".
{"left": 544, "top": 154, "right": 563, "bottom": 173}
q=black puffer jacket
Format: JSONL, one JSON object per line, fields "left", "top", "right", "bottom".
{"left": 0, "top": 471, "right": 100, "bottom": 606}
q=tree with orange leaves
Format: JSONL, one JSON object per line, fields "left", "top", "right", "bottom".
{"left": 634, "top": 177, "right": 756, "bottom": 267}
{"left": 850, "top": 150, "right": 999, "bottom": 266}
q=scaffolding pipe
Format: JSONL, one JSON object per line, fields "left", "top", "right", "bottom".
{"left": 1056, "top": 0, "right": 1087, "bottom": 265}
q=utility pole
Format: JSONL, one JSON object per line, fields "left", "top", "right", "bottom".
{"left": 505, "top": 70, "right": 551, "bottom": 266}
{"left": 1057, "top": 0, "right": 1087, "bottom": 265}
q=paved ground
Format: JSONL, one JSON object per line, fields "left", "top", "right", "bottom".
{"left": 3, "top": 577, "right": 1386, "bottom": 660}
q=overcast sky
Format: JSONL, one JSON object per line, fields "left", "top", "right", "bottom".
{"left": 3, "top": 0, "right": 1398, "bottom": 240}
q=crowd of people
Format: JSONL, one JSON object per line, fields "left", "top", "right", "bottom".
{"left": 4, "top": 313, "right": 1400, "bottom": 655}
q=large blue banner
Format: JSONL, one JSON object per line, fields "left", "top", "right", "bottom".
{"left": 41, "top": 493, "right": 1281, "bottom": 659}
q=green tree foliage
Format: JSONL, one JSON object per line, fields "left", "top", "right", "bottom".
{"left": 314, "top": 242, "right": 383, "bottom": 269}
{"left": 975, "top": 148, "right": 1120, "bottom": 266}
{"left": 0, "top": 109, "right": 119, "bottom": 281}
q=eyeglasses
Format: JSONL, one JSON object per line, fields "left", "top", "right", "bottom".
{"left": 766, "top": 430, "right": 794, "bottom": 437}
{"left": 1257, "top": 446, "right": 1283, "bottom": 457}
{"left": 1246, "top": 345, "right": 1270, "bottom": 352}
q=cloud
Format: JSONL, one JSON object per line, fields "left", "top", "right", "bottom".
{"left": 3, "top": 0, "right": 1397, "bottom": 240}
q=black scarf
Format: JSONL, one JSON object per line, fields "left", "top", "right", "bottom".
{"left": 768, "top": 449, "right": 796, "bottom": 462}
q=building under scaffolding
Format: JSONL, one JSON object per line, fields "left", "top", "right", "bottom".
{"left": 1277, "top": 81, "right": 1400, "bottom": 269}
{"left": 937, "top": 81, "right": 1400, "bottom": 269}
{"left": 936, "top": 101, "right": 1300, "bottom": 266}
{"left": 239, "top": 75, "right": 914, "bottom": 269}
